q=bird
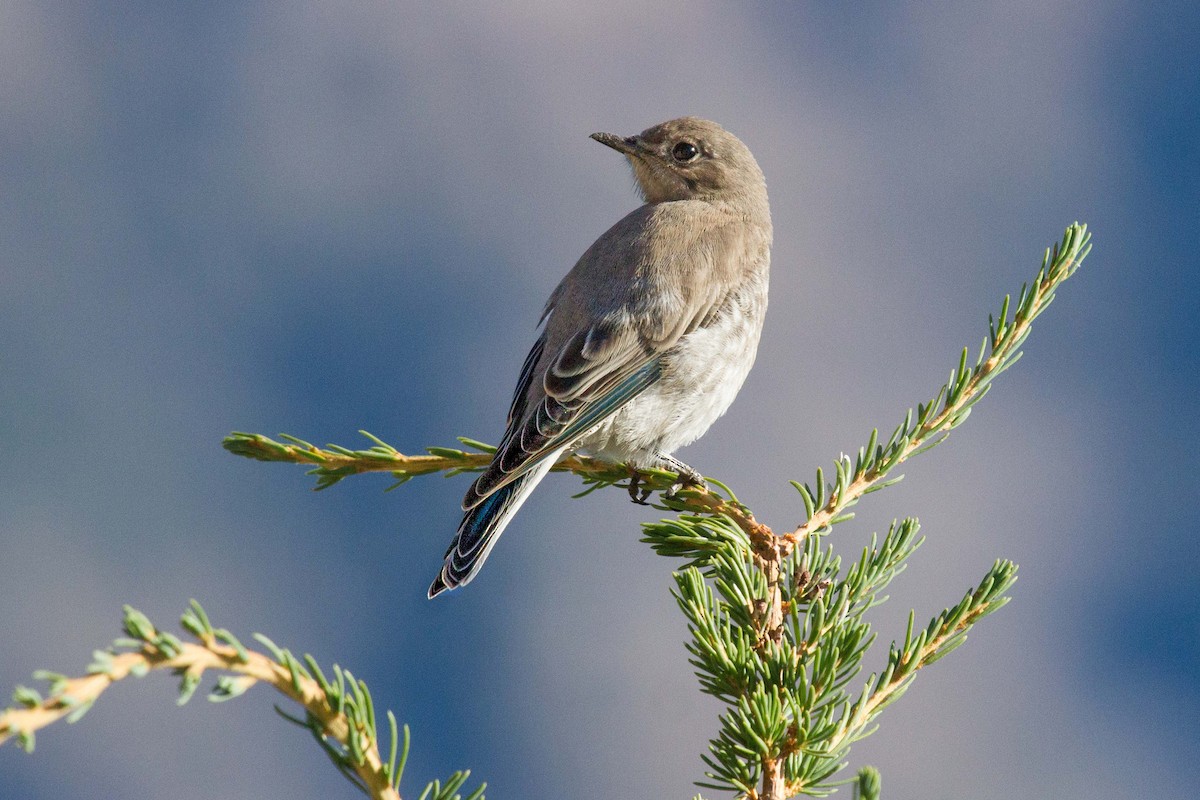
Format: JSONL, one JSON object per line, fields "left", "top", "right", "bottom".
{"left": 429, "top": 117, "right": 772, "bottom": 598}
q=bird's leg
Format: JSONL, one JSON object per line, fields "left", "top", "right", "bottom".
{"left": 627, "top": 466, "right": 652, "bottom": 505}
{"left": 655, "top": 453, "right": 706, "bottom": 498}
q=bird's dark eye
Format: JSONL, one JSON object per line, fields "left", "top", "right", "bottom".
{"left": 672, "top": 141, "right": 699, "bottom": 162}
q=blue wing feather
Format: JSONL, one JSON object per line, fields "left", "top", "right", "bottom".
{"left": 464, "top": 358, "right": 661, "bottom": 508}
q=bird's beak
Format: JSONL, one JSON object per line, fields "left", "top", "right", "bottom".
{"left": 590, "top": 131, "right": 640, "bottom": 156}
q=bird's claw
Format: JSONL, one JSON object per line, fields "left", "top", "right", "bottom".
{"left": 627, "top": 469, "right": 652, "bottom": 505}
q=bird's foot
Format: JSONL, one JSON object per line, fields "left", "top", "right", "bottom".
{"left": 657, "top": 454, "right": 705, "bottom": 499}
{"left": 627, "top": 467, "right": 652, "bottom": 505}
{"left": 665, "top": 467, "right": 705, "bottom": 499}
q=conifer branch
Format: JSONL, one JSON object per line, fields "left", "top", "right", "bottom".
{"left": 0, "top": 603, "right": 483, "bottom": 800}
{"left": 222, "top": 433, "right": 777, "bottom": 546}
{"left": 792, "top": 559, "right": 1017, "bottom": 796}
{"left": 785, "top": 223, "right": 1091, "bottom": 544}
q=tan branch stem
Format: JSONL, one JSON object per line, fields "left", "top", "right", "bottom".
{"left": 0, "top": 638, "right": 401, "bottom": 800}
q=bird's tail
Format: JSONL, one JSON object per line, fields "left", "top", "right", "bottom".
{"left": 428, "top": 455, "right": 559, "bottom": 598}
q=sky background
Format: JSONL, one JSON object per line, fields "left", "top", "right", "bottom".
{"left": 2, "top": 2, "right": 1198, "bottom": 799}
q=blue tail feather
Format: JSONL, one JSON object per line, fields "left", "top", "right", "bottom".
{"left": 429, "top": 454, "right": 559, "bottom": 598}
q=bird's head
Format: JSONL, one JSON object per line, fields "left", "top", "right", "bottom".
{"left": 591, "top": 117, "right": 767, "bottom": 207}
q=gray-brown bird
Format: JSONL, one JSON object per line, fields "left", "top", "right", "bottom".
{"left": 430, "top": 117, "right": 772, "bottom": 597}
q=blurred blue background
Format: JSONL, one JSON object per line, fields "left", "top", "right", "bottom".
{"left": 2, "top": 2, "right": 1198, "bottom": 798}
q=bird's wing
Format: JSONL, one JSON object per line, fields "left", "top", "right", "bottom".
{"left": 462, "top": 314, "right": 669, "bottom": 509}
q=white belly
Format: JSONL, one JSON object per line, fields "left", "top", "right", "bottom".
{"left": 577, "top": 280, "right": 766, "bottom": 465}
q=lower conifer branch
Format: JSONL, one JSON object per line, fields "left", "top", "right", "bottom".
{"left": 1, "top": 604, "right": 485, "bottom": 800}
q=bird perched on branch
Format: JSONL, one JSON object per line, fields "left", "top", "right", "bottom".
{"left": 430, "top": 117, "right": 773, "bottom": 597}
